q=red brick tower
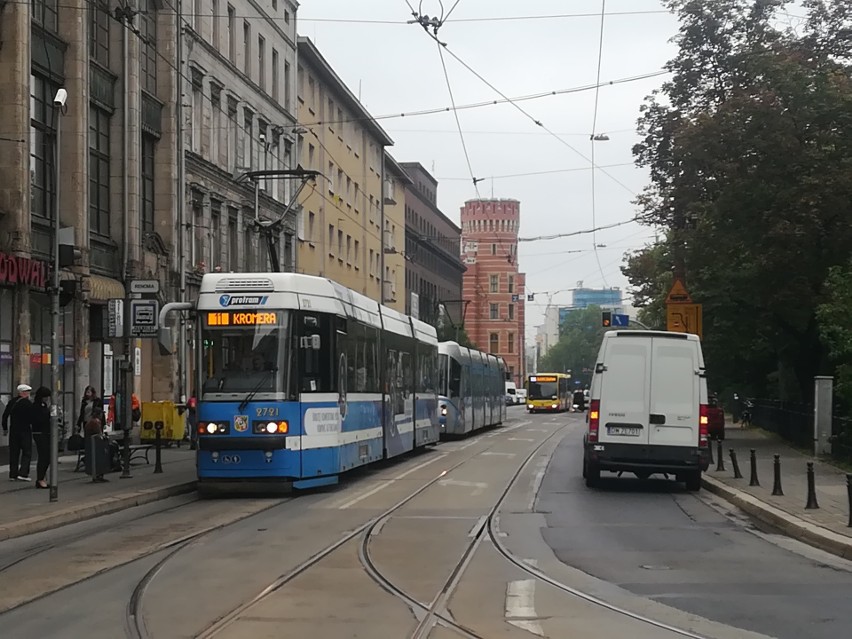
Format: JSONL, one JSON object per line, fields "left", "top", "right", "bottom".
{"left": 459, "top": 199, "right": 526, "bottom": 386}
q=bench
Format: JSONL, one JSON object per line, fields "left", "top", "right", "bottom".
{"left": 74, "top": 443, "right": 154, "bottom": 472}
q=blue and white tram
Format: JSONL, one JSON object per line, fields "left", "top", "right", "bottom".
{"left": 437, "top": 341, "right": 507, "bottom": 436}
{"left": 194, "top": 272, "right": 440, "bottom": 490}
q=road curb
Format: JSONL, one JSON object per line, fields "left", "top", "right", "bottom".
{"left": 0, "top": 480, "right": 197, "bottom": 542}
{"left": 702, "top": 474, "right": 852, "bottom": 560}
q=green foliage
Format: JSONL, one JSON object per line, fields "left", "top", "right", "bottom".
{"left": 538, "top": 305, "right": 610, "bottom": 387}
{"left": 817, "top": 261, "right": 852, "bottom": 406}
{"left": 436, "top": 320, "right": 476, "bottom": 349}
{"left": 625, "top": 0, "right": 852, "bottom": 401}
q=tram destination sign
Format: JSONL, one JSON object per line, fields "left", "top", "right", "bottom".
{"left": 205, "top": 311, "right": 282, "bottom": 327}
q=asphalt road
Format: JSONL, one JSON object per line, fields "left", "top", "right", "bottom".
{"left": 538, "top": 415, "right": 852, "bottom": 639}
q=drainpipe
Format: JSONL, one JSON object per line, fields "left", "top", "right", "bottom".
{"left": 122, "top": 23, "right": 129, "bottom": 280}
{"left": 176, "top": 3, "right": 187, "bottom": 403}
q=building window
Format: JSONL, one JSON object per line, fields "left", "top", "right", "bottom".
{"left": 508, "top": 304, "right": 514, "bottom": 321}
{"left": 210, "top": 86, "right": 221, "bottom": 163}
{"left": 490, "top": 303, "right": 499, "bottom": 320}
{"left": 271, "top": 48, "right": 279, "bottom": 100}
{"left": 89, "top": 106, "right": 111, "bottom": 237}
{"left": 227, "top": 5, "right": 236, "bottom": 64}
{"left": 90, "top": 4, "right": 109, "bottom": 66}
{"left": 243, "top": 110, "right": 253, "bottom": 169}
{"left": 30, "top": 74, "right": 57, "bottom": 224}
{"left": 244, "top": 225, "right": 253, "bottom": 270}
{"left": 141, "top": 134, "right": 155, "bottom": 234}
{"left": 308, "top": 144, "right": 315, "bottom": 169}
{"left": 243, "top": 21, "right": 251, "bottom": 77}
{"left": 508, "top": 275, "right": 514, "bottom": 294}
{"left": 489, "top": 333, "right": 498, "bottom": 353}
{"left": 211, "top": 204, "right": 222, "bottom": 268}
{"left": 346, "top": 235, "right": 352, "bottom": 263}
{"left": 212, "top": 0, "right": 220, "bottom": 48}
{"left": 284, "top": 60, "right": 291, "bottom": 108}
{"left": 308, "top": 211, "right": 315, "bottom": 242}
{"left": 507, "top": 332, "right": 514, "bottom": 353}
{"left": 285, "top": 9, "right": 290, "bottom": 24}
{"left": 258, "top": 35, "right": 265, "bottom": 90}
{"left": 228, "top": 210, "right": 238, "bottom": 270}
{"left": 190, "top": 78, "right": 202, "bottom": 152}
{"left": 192, "top": 198, "right": 203, "bottom": 265}
{"left": 140, "top": 1, "right": 158, "bottom": 94}
{"left": 354, "top": 239, "right": 360, "bottom": 265}
{"left": 491, "top": 243, "right": 496, "bottom": 255}
{"left": 337, "top": 230, "right": 343, "bottom": 257}
{"left": 489, "top": 274, "right": 498, "bottom": 293}
{"left": 328, "top": 97, "right": 334, "bottom": 131}
{"left": 328, "top": 224, "right": 334, "bottom": 256}
{"left": 33, "top": 0, "right": 58, "bottom": 32}
{"left": 227, "top": 97, "right": 237, "bottom": 170}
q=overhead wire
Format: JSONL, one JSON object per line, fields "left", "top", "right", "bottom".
{"left": 590, "top": 0, "right": 609, "bottom": 287}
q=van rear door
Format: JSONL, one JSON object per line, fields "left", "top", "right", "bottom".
{"left": 598, "top": 337, "right": 651, "bottom": 445}
{"left": 648, "top": 336, "right": 700, "bottom": 447}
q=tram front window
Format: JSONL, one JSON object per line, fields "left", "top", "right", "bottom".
{"left": 528, "top": 381, "right": 558, "bottom": 400}
{"left": 438, "top": 354, "right": 449, "bottom": 396}
{"left": 449, "top": 359, "right": 462, "bottom": 399}
{"left": 200, "top": 310, "right": 289, "bottom": 397}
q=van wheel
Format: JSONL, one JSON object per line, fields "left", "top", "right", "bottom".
{"left": 585, "top": 462, "right": 600, "bottom": 488}
{"left": 582, "top": 458, "right": 587, "bottom": 479}
{"left": 685, "top": 471, "right": 702, "bottom": 492}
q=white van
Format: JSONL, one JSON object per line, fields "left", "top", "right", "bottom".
{"left": 505, "top": 381, "right": 518, "bottom": 405}
{"left": 582, "top": 330, "right": 710, "bottom": 490}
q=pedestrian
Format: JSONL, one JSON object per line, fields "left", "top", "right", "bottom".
{"left": 30, "top": 387, "right": 52, "bottom": 489}
{"left": 187, "top": 396, "right": 198, "bottom": 449}
{"left": 3, "top": 384, "right": 34, "bottom": 481}
{"left": 76, "top": 385, "right": 104, "bottom": 434}
{"left": 83, "top": 415, "right": 109, "bottom": 482}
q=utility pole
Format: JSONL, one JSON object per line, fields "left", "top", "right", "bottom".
{"left": 176, "top": 1, "right": 187, "bottom": 405}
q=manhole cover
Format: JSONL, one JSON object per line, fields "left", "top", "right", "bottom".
{"left": 640, "top": 564, "right": 671, "bottom": 570}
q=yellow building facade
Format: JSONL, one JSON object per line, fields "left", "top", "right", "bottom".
{"left": 295, "top": 37, "right": 404, "bottom": 311}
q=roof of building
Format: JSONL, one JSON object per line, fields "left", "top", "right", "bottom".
{"left": 385, "top": 153, "right": 414, "bottom": 185}
{"left": 399, "top": 162, "right": 438, "bottom": 187}
{"left": 297, "top": 37, "right": 394, "bottom": 147}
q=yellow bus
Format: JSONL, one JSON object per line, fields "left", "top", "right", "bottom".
{"left": 525, "top": 373, "right": 572, "bottom": 412}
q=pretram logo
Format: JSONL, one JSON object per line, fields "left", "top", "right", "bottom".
{"left": 219, "top": 294, "right": 269, "bottom": 307}
{"left": 221, "top": 455, "right": 241, "bottom": 464}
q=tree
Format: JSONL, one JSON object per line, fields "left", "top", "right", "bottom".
{"left": 816, "top": 261, "right": 852, "bottom": 407}
{"left": 625, "top": 0, "right": 852, "bottom": 401}
{"left": 538, "top": 305, "right": 609, "bottom": 388}
{"left": 436, "top": 320, "right": 476, "bottom": 349}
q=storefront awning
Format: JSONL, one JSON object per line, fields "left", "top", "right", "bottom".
{"left": 89, "top": 274, "right": 125, "bottom": 302}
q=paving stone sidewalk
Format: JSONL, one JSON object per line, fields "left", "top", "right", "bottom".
{"left": 0, "top": 445, "right": 197, "bottom": 541}
{"left": 703, "top": 423, "right": 852, "bottom": 557}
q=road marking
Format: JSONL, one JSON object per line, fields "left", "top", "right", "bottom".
{"left": 508, "top": 437, "right": 535, "bottom": 442}
{"left": 505, "top": 579, "right": 544, "bottom": 636}
{"left": 438, "top": 478, "right": 488, "bottom": 496}
{"left": 468, "top": 515, "right": 487, "bottom": 537}
{"left": 529, "top": 457, "right": 549, "bottom": 511}
{"left": 481, "top": 451, "right": 516, "bottom": 457}
{"left": 338, "top": 454, "right": 447, "bottom": 509}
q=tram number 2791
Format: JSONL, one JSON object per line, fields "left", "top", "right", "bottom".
{"left": 255, "top": 407, "right": 279, "bottom": 417}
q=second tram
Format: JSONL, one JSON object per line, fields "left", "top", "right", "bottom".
{"left": 437, "top": 341, "right": 507, "bottom": 436}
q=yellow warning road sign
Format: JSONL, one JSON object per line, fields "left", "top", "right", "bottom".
{"left": 666, "top": 278, "right": 693, "bottom": 304}
{"left": 666, "top": 304, "right": 703, "bottom": 339}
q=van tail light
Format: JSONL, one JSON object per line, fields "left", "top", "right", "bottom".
{"left": 588, "top": 400, "right": 601, "bottom": 443}
{"left": 699, "top": 404, "right": 709, "bottom": 448}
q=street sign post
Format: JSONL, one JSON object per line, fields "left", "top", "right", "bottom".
{"left": 666, "top": 303, "right": 703, "bottom": 339}
{"left": 107, "top": 299, "right": 124, "bottom": 338}
{"left": 129, "top": 299, "right": 160, "bottom": 337}
{"left": 612, "top": 313, "right": 630, "bottom": 327}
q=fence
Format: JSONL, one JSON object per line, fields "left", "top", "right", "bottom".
{"left": 750, "top": 399, "right": 813, "bottom": 450}
{"left": 832, "top": 415, "right": 852, "bottom": 465}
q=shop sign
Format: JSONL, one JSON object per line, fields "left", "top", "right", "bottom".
{"left": 0, "top": 252, "right": 48, "bottom": 289}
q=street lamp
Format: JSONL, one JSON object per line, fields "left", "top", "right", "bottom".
{"left": 50, "top": 87, "right": 67, "bottom": 502}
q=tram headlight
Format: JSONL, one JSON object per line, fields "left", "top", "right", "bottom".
{"left": 253, "top": 420, "right": 289, "bottom": 434}
{"left": 265, "top": 422, "right": 277, "bottom": 434}
{"left": 206, "top": 423, "right": 218, "bottom": 434}
{"left": 440, "top": 405, "right": 447, "bottom": 416}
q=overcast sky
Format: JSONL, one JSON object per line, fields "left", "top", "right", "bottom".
{"left": 296, "top": 0, "right": 806, "bottom": 343}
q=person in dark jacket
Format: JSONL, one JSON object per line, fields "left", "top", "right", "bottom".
{"left": 31, "top": 387, "right": 52, "bottom": 489}
{"left": 76, "top": 386, "right": 104, "bottom": 434}
{"left": 4, "top": 384, "right": 34, "bottom": 481}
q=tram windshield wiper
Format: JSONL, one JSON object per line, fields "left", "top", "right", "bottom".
{"left": 239, "top": 367, "right": 277, "bottom": 412}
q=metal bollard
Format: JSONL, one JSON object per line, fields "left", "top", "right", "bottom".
{"left": 805, "top": 462, "right": 819, "bottom": 509}
{"left": 120, "top": 429, "right": 132, "bottom": 479}
{"left": 715, "top": 439, "right": 725, "bottom": 472}
{"left": 154, "top": 422, "right": 164, "bottom": 474}
{"left": 749, "top": 449, "right": 760, "bottom": 487}
{"left": 846, "top": 475, "right": 852, "bottom": 528}
{"left": 729, "top": 449, "right": 743, "bottom": 479}
{"left": 772, "top": 454, "right": 784, "bottom": 496}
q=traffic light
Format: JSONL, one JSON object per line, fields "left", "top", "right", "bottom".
{"left": 602, "top": 311, "right": 612, "bottom": 327}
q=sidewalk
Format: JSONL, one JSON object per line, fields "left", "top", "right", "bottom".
{"left": 702, "top": 423, "right": 852, "bottom": 559}
{"left": 0, "top": 445, "right": 197, "bottom": 542}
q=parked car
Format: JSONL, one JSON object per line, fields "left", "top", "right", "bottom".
{"left": 707, "top": 396, "right": 725, "bottom": 441}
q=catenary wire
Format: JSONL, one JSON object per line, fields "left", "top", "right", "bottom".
{"left": 590, "top": 0, "right": 609, "bottom": 287}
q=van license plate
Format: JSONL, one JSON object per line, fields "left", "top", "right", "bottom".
{"left": 608, "top": 426, "right": 640, "bottom": 436}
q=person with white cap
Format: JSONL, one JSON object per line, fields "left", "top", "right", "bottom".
{"left": 2, "top": 384, "right": 34, "bottom": 481}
